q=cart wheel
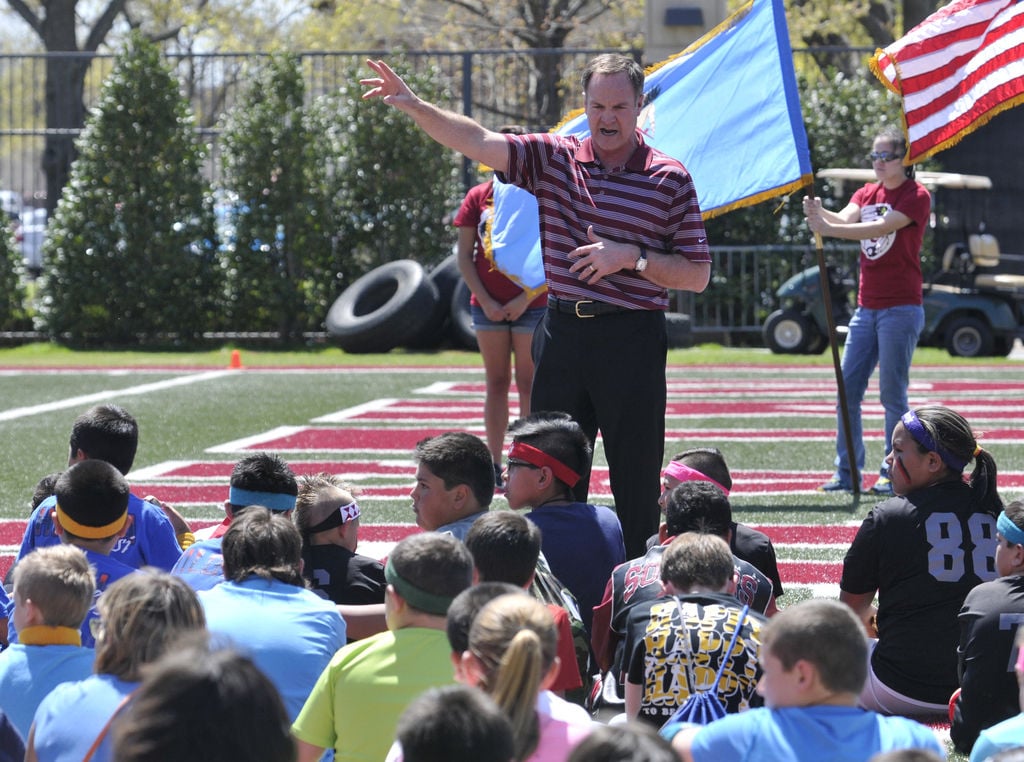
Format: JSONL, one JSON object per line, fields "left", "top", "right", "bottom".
{"left": 944, "top": 316, "right": 994, "bottom": 357}
{"left": 763, "top": 309, "right": 814, "bottom": 354}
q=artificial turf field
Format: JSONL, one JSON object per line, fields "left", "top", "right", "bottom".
{"left": 2, "top": 346, "right": 1024, "bottom": 608}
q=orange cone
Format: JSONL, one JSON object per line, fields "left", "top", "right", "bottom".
{"left": 228, "top": 350, "right": 243, "bottom": 369}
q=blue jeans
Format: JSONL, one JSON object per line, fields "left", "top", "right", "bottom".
{"left": 834, "top": 304, "right": 924, "bottom": 483}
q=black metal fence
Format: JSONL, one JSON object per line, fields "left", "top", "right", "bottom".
{"left": 0, "top": 48, "right": 635, "bottom": 207}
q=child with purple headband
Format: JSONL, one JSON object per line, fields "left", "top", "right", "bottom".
{"left": 840, "top": 404, "right": 1002, "bottom": 717}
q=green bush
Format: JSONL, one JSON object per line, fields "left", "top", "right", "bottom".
{"left": 37, "top": 32, "right": 220, "bottom": 346}
{"left": 0, "top": 214, "right": 27, "bottom": 331}
{"left": 316, "top": 59, "right": 462, "bottom": 280}
{"left": 218, "top": 53, "right": 339, "bottom": 338}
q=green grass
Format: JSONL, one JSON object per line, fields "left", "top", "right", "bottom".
{"left": 0, "top": 341, "right": 1020, "bottom": 524}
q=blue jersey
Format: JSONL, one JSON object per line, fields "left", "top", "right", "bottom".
{"left": 18, "top": 493, "right": 182, "bottom": 571}
{"left": 170, "top": 537, "right": 226, "bottom": 591}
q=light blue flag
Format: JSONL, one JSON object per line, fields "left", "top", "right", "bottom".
{"left": 488, "top": 178, "right": 546, "bottom": 292}
{"left": 556, "top": 0, "right": 812, "bottom": 218}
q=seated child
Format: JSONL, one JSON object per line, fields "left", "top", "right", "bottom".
{"left": 9, "top": 460, "right": 136, "bottom": 648}
{"left": 504, "top": 412, "right": 626, "bottom": 633}
{"left": 0, "top": 545, "right": 96, "bottom": 738}
{"left": 294, "top": 473, "right": 386, "bottom": 606}
{"left": 670, "top": 600, "right": 945, "bottom": 762}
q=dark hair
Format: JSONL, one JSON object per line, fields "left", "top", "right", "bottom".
{"left": 1005, "top": 499, "right": 1024, "bottom": 536}
{"left": 761, "top": 599, "right": 867, "bottom": 695}
{"left": 390, "top": 532, "right": 474, "bottom": 614}
{"left": 466, "top": 512, "right": 541, "bottom": 587}
{"left": 566, "top": 721, "right": 678, "bottom": 762}
{"left": 671, "top": 447, "right": 732, "bottom": 491}
{"left": 664, "top": 480, "right": 732, "bottom": 538}
{"left": 30, "top": 471, "right": 62, "bottom": 511}
{"left": 908, "top": 405, "right": 1001, "bottom": 516}
{"left": 414, "top": 432, "right": 495, "bottom": 509}
{"left": 875, "top": 126, "right": 914, "bottom": 179}
{"left": 581, "top": 53, "right": 644, "bottom": 100}
{"left": 221, "top": 506, "right": 305, "bottom": 587}
{"left": 69, "top": 404, "right": 138, "bottom": 475}
{"left": 445, "top": 582, "right": 525, "bottom": 654}
{"left": 660, "top": 533, "right": 733, "bottom": 591}
{"left": 228, "top": 452, "right": 298, "bottom": 512}
{"left": 113, "top": 636, "right": 295, "bottom": 762}
{"left": 508, "top": 412, "right": 592, "bottom": 492}
{"left": 54, "top": 459, "right": 130, "bottom": 540}
{"left": 396, "top": 684, "right": 514, "bottom": 762}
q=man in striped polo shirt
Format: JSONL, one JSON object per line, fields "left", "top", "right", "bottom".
{"left": 362, "top": 53, "right": 711, "bottom": 558}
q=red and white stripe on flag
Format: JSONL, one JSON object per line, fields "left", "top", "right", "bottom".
{"left": 870, "top": 0, "right": 1024, "bottom": 163}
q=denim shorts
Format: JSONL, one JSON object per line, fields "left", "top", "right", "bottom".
{"left": 471, "top": 305, "right": 546, "bottom": 334}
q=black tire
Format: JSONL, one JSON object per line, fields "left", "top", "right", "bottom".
{"left": 326, "top": 260, "right": 440, "bottom": 354}
{"left": 450, "top": 279, "right": 478, "bottom": 350}
{"left": 944, "top": 315, "right": 994, "bottom": 358}
{"left": 404, "top": 255, "right": 460, "bottom": 350}
{"left": 665, "top": 312, "right": 693, "bottom": 349}
{"left": 994, "top": 336, "right": 1016, "bottom": 357}
{"left": 805, "top": 329, "right": 828, "bottom": 355}
{"left": 763, "top": 309, "right": 814, "bottom": 354}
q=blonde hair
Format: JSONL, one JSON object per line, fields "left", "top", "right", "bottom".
{"left": 468, "top": 594, "right": 557, "bottom": 761}
{"left": 12, "top": 545, "right": 95, "bottom": 628}
{"left": 93, "top": 569, "right": 206, "bottom": 681}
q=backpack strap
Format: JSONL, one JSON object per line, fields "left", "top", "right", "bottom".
{"left": 712, "top": 604, "right": 750, "bottom": 692}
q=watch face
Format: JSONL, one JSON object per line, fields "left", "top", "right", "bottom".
{"left": 635, "top": 256, "right": 648, "bottom": 272}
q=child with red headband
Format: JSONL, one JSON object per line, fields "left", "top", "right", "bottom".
{"left": 504, "top": 412, "right": 626, "bottom": 634}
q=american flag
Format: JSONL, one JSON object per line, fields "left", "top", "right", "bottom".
{"left": 870, "top": 0, "right": 1024, "bottom": 163}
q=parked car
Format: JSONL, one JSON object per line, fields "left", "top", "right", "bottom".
{"left": 20, "top": 207, "right": 47, "bottom": 275}
{"left": 763, "top": 169, "right": 1024, "bottom": 357}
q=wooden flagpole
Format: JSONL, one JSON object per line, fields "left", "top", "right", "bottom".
{"left": 813, "top": 228, "right": 861, "bottom": 499}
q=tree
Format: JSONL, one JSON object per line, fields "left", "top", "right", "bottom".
{"left": 218, "top": 53, "right": 339, "bottom": 338}
{"left": 0, "top": 213, "right": 27, "bottom": 331}
{"left": 38, "top": 32, "right": 219, "bottom": 346}
{"left": 4, "top": 0, "right": 128, "bottom": 214}
{"left": 317, "top": 59, "right": 461, "bottom": 278}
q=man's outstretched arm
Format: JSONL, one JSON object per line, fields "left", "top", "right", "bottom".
{"left": 361, "top": 59, "right": 510, "bottom": 172}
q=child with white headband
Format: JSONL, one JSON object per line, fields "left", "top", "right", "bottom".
{"left": 294, "top": 472, "right": 386, "bottom": 608}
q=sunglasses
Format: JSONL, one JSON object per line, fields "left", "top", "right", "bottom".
{"left": 505, "top": 458, "right": 540, "bottom": 471}
{"left": 868, "top": 151, "right": 903, "bottom": 162}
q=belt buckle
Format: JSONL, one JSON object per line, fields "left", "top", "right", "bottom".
{"left": 574, "top": 300, "right": 595, "bottom": 318}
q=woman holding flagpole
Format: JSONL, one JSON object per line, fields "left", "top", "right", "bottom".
{"left": 454, "top": 126, "right": 548, "bottom": 486}
{"left": 804, "top": 127, "right": 931, "bottom": 495}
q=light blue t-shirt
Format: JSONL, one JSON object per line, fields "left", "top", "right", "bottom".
{"left": 970, "top": 712, "right": 1024, "bottom": 762}
{"left": 170, "top": 537, "right": 226, "bottom": 591}
{"left": 0, "top": 641, "right": 95, "bottom": 738}
{"left": 690, "top": 704, "right": 945, "bottom": 762}
{"left": 31, "top": 673, "right": 137, "bottom": 762}
{"left": 199, "top": 576, "right": 347, "bottom": 721}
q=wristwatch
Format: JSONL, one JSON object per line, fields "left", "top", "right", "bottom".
{"left": 634, "top": 244, "right": 648, "bottom": 273}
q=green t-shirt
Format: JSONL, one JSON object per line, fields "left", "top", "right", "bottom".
{"left": 292, "top": 626, "right": 454, "bottom": 762}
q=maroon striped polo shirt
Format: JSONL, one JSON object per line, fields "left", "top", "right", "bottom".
{"left": 498, "top": 131, "right": 710, "bottom": 310}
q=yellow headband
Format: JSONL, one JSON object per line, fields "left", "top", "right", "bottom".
{"left": 54, "top": 502, "right": 128, "bottom": 540}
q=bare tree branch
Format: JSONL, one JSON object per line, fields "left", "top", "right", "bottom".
{"left": 6, "top": 0, "right": 43, "bottom": 36}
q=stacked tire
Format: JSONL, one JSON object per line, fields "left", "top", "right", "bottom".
{"left": 326, "top": 257, "right": 693, "bottom": 353}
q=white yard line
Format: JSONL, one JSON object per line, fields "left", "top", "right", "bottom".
{"left": 0, "top": 370, "right": 235, "bottom": 422}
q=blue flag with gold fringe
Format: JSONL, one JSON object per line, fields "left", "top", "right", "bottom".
{"left": 488, "top": 0, "right": 811, "bottom": 290}
{"left": 556, "top": 0, "right": 812, "bottom": 219}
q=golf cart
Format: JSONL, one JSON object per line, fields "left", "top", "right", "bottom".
{"left": 762, "top": 169, "right": 1024, "bottom": 357}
